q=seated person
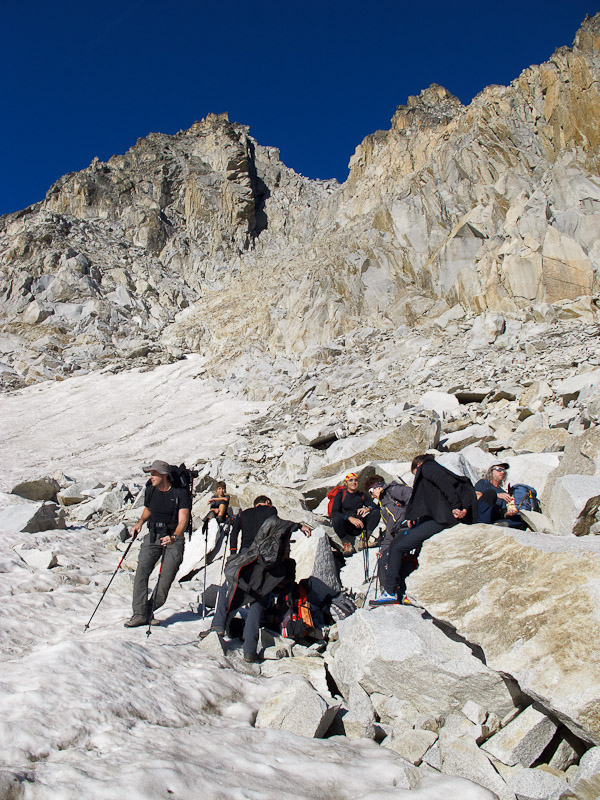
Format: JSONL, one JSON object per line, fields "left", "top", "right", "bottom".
{"left": 475, "top": 463, "right": 526, "bottom": 530}
{"left": 205, "top": 481, "right": 229, "bottom": 524}
{"left": 372, "top": 454, "right": 477, "bottom": 605}
{"left": 330, "top": 472, "right": 380, "bottom": 556}
{"left": 365, "top": 474, "right": 412, "bottom": 584}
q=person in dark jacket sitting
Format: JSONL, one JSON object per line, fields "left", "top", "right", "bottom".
{"left": 371, "top": 454, "right": 477, "bottom": 605}
{"left": 330, "top": 472, "right": 380, "bottom": 556}
{"left": 365, "top": 474, "right": 411, "bottom": 584}
{"left": 475, "top": 463, "right": 526, "bottom": 530}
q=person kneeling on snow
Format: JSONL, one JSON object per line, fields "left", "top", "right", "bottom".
{"left": 330, "top": 472, "right": 380, "bottom": 556}
{"left": 371, "top": 455, "right": 477, "bottom": 606}
{"left": 199, "top": 512, "right": 311, "bottom": 662}
{"left": 125, "top": 460, "right": 191, "bottom": 627}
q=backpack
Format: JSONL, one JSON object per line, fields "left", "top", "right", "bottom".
{"left": 281, "top": 580, "right": 317, "bottom": 643}
{"left": 509, "top": 484, "right": 540, "bottom": 513}
{"left": 329, "top": 591, "right": 357, "bottom": 622}
{"left": 327, "top": 486, "right": 347, "bottom": 517}
{"left": 145, "top": 463, "right": 198, "bottom": 536}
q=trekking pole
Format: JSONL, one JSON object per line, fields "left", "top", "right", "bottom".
{"left": 202, "top": 519, "right": 209, "bottom": 619}
{"left": 84, "top": 530, "right": 138, "bottom": 632}
{"left": 362, "top": 531, "right": 369, "bottom": 584}
{"left": 146, "top": 545, "right": 167, "bottom": 638}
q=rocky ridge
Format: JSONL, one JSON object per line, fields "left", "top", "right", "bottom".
{"left": 1, "top": 16, "right": 599, "bottom": 390}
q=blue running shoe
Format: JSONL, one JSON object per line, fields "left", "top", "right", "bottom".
{"left": 369, "top": 591, "right": 398, "bottom": 606}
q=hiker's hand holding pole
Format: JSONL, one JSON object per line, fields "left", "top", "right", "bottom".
{"left": 300, "top": 524, "right": 311, "bottom": 537}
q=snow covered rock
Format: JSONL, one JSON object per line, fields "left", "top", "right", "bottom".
{"left": 0, "top": 501, "right": 66, "bottom": 533}
{"left": 14, "top": 546, "right": 58, "bottom": 570}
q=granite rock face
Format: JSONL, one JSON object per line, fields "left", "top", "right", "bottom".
{"left": 327, "top": 608, "right": 519, "bottom": 720}
{"left": 407, "top": 524, "right": 600, "bottom": 744}
{"left": 1, "top": 17, "right": 600, "bottom": 388}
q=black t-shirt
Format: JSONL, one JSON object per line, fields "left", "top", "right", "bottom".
{"left": 231, "top": 505, "right": 278, "bottom": 551}
{"left": 144, "top": 485, "right": 192, "bottom": 528}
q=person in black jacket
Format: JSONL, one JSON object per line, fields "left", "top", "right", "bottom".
{"left": 371, "top": 455, "right": 477, "bottom": 605}
{"left": 330, "top": 472, "right": 380, "bottom": 555}
{"left": 229, "top": 496, "right": 278, "bottom": 554}
{"left": 200, "top": 512, "right": 310, "bottom": 662}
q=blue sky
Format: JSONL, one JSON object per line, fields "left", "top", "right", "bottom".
{"left": 1, "top": 0, "right": 595, "bottom": 215}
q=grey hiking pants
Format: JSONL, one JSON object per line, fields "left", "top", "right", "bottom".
{"left": 132, "top": 534, "right": 184, "bottom": 616}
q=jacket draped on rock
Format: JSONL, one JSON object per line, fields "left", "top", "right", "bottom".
{"left": 223, "top": 515, "right": 301, "bottom": 611}
{"left": 404, "top": 460, "right": 478, "bottom": 525}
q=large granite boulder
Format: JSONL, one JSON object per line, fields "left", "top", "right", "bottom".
{"left": 313, "top": 417, "right": 440, "bottom": 480}
{"left": 290, "top": 527, "right": 341, "bottom": 592}
{"left": 11, "top": 477, "right": 60, "bottom": 502}
{"left": 254, "top": 675, "right": 339, "bottom": 738}
{"left": 407, "top": 524, "right": 600, "bottom": 745}
{"left": 326, "top": 608, "right": 519, "bottom": 722}
{"left": 546, "top": 475, "right": 600, "bottom": 536}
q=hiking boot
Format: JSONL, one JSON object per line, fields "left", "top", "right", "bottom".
{"left": 357, "top": 539, "right": 368, "bottom": 551}
{"left": 342, "top": 542, "right": 355, "bottom": 556}
{"left": 368, "top": 591, "right": 398, "bottom": 607}
{"left": 149, "top": 617, "right": 161, "bottom": 626}
{"left": 243, "top": 651, "right": 260, "bottom": 663}
{"left": 198, "top": 627, "right": 224, "bottom": 640}
{"left": 124, "top": 614, "right": 149, "bottom": 628}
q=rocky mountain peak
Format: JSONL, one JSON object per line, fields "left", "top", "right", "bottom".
{"left": 0, "top": 16, "right": 599, "bottom": 390}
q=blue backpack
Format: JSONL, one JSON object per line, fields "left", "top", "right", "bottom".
{"left": 509, "top": 484, "right": 540, "bottom": 513}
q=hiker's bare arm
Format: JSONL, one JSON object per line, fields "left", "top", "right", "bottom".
{"left": 132, "top": 508, "right": 151, "bottom": 536}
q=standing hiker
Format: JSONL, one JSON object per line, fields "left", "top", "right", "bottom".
{"left": 124, "top": 460, "right": 191, "bottom": 628}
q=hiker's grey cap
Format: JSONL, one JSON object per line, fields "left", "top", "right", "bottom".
{"left": 143, "top": 460, "right": 171, "bottom": 475}
{"left": 491, "top": 462, "right": 510, "bottom": 470}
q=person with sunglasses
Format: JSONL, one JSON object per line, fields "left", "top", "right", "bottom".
{"left": 330, "top": 472, "right": 380, "bottom": 556}
{"left": 474, "top": 463, "right": 525, "bottom": 529}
